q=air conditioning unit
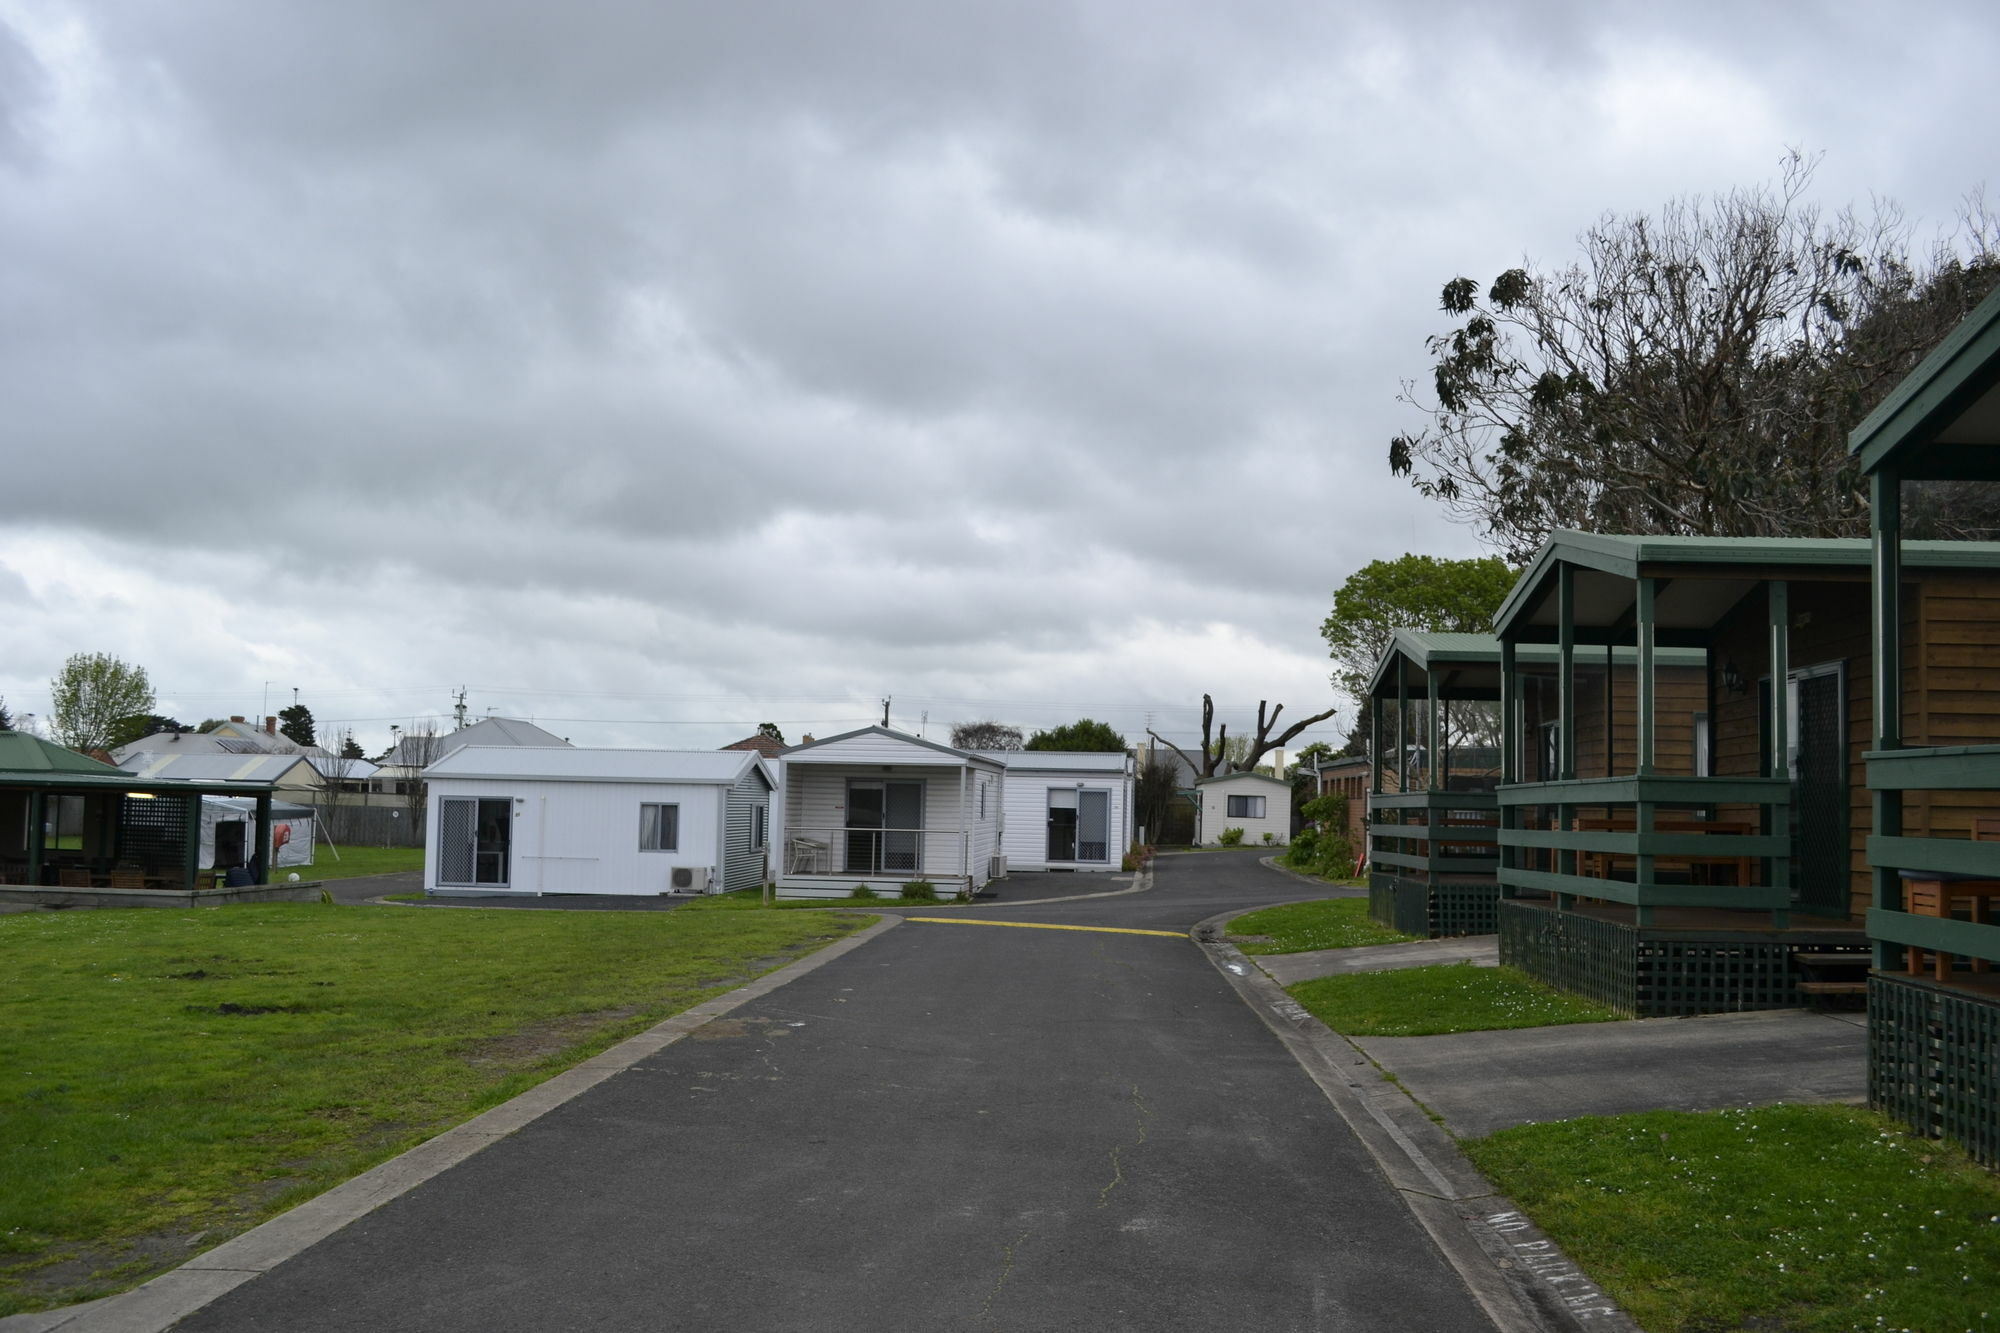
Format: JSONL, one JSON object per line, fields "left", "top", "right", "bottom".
{"left": 669, "top": 866, "right": 715, "bottom": 895}
{"left": 989, "top": 854, "right": 1007, "bottom": 879}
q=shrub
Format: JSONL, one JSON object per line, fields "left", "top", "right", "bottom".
{"left": 1261, "top": 831, "right": 1275, "bottom": 845}
{"left": 1217, "top": 827, "right": 1245, "bottom": 847}
{"left": 849, "top": 884, "right": 878, "bottom": 900}
{"left": 898, "top": 880, "right": 938, "bottom": 902}
{"left": 1299, "top": 792, "right": 1348, "bottom": 830}
{"left": 1121, "top": 840, "right": 1156, "bottom": 872}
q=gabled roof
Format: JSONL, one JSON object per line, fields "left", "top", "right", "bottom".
{"left": 424, "top": 746, "right": 772, "bottom": 787}
{"left": 1493, "top": 530, "right": 2000, "bottom": 640}
{"left": 0, "top": 731, "right": 131, "bottom": 776}
{"left": 782, "top": 725, "right": 1005, "bottom": 769}
{"left": 1849, "top": 283, "right": 2000, "bottom": 479}
{"left": 382, "top": 716, "right": 571, "bottom": 767}
{"left": 721, "top": 733, "right": 788, "bottom": 757}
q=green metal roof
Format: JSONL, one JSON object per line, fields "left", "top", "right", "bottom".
{"left": 1365, "top": 627, "right": 1706, "bottom": 697}
{"left": 0, "top": 731, "right": 131, "bottom": 776}
{"left": 1849, "top": 282, "right": 2000, "bottom": 479}
{"left": 0, "top": 732, "right": 276, "bottom": 794}
{"left": 1492, "top": 531, "right": 2000, "bottom": 637}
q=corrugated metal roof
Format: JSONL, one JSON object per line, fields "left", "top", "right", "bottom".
{"left": 1194, "top": 770, "right": 1292, "bottom": 787}
{"left": 975, "top": 750, "right": 1130, "bottom": 773}
{"left": 121, "top": 752, "right": 315, "bottom": 783}
{"left": 1849, "top": 282, "right": 2000, "bottom": 474}
{"left": 424, "top": 746, "right": 766, "bottom": 785}
{"left": 0, "top": 731, "right": 131, "bottom": 776}
{"left": 784, "top": 725, "right": 1001, "bottom": 767}
{"left": 1494, "top": 531, "right": 2000, "bottom": 636}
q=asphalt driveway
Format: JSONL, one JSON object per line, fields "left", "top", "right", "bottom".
{"left": 159, "top": 851, "right": 1495, "bottom": 1332}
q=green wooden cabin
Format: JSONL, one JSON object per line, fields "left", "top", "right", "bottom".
{"left": 1490, "top": 533, "right": 2000, "bottom": 1017}
{"left": 1364, "top": 630, "right": 1703, "bottom": 938}
{"left": 1849, "top": 281, "right": 2000, "bottom": 1166}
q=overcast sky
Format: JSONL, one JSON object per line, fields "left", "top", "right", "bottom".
{"left": 3, "top": 0, "right": 1994, "bottom": 757}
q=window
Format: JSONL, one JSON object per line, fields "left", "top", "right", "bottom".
{"left": 640, "top": 803, "right": 679, "bottom": 851}
{"left": 978, "top": 781, "right": 987, "bottom": 820}
{"left": 752, "top": 804, "right": 768, "bottom": 850}
{"left": 1226, "top": 794, "right": 1266, "bottom": 819}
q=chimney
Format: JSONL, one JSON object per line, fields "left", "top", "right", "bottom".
{"left": 265, "top": 716, "right": 277, "bottom": 736}
{"left": 230, "top": 715, "right": 245, "bottom": 723}
{"left": 801, "top": 733, "right": 815, "bottom": 744}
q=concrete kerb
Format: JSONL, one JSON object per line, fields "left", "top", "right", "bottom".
{"left": 1190, "top": 908, "right": 1639, "bottom": 1333}
{"left": 0, "top": 914, "right": 905, "bottom": 1333}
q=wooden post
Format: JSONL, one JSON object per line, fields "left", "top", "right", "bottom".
{"left": 1557, "top": 564, "right": 1577, "bottom": 907}
{"left": 1769, "top": 579, "right": 1791, "bottom": 928}
{"left": 26, "top": 790, "right": 46, "bottom": 886}
{"left": 1872, "top": 469, "right": 1904, "bottom": 968}
{"left": 1636, "top": 577, "right": 1657, "bottom": 778}
{"left": 253, "top": 789, "right": 273, "bottom": 885}
{"left": 1427, "top": 672, "right": 1443, "bottom": 793}
{"left": 182, "top": 790, "right": 202, "bottom": 895}
{"left": 1499, "top": 638, "right": 1517, "bottom": 899}
{"left": 1397, "top": 663, "right": 1410, "bottom": 794}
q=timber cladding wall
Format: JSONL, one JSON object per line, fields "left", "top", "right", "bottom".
{"left": 1707, "top": 571, "right": 2000, "bottom": 923}
{"left": 1517, "top": 664, "right": 1706, "bottom": 779}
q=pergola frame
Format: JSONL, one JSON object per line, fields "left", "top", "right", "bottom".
{"left": 1, "top": 772, "right": 276, "bottom": 891}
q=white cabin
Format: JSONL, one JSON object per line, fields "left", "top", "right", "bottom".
{"left": 975, "top": 750, "right": 1133, "bottom": 872}
{"left": 774, "top": 727, "right": 1004, "bottom": 898}
{"left": 1196, "top": 771, "right": 1292, "bottom": 847}
{"left": 423, "top": 747, "right": 774, "bottom": 896}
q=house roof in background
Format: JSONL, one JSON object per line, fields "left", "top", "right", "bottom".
{"left": 721, "top": 733, "right": 788, "bottom": 757}
{"left": 381, "top": 716, "right": 572, "bottom": 767}
{"left": 424, "top": 746, "right": 771, "bottom": 786}
{"left": 121, "top": 752, "right": 318, "bottom": 784}
{"left": 782, "top": 725, "right": 1004, "bottom": 768}
{"left": 1194, "top": 770, "right": 1291, "bottom": 788}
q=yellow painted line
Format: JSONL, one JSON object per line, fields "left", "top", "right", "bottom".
{"left": 903, "top": 917, "right": 1186, "bottom": 939}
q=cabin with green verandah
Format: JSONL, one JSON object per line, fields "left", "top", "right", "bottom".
{"left": 0, "top": 730, "right": 279, "bottom": 893}
{"left": 1849, "top": 279, "right": 2000, "bottom": 1168}
{"left": 1364, "top": 629, "right": 1704, "bottom": 938}
{"left": 1488, "top": 531, "right": 2000, "bottom": 1018}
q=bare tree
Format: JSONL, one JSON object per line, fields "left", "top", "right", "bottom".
{"left": 1389, "top": 153, "right": 2000, "bottom": 560}
{"left": 396, "top": 720, "right": 445, "bottom": 835}
{"left": 314, "top": 727, "right": 359, "bottom": 841}
{"left": 1147, "top": 695, "right": 1338, "bottom": 779}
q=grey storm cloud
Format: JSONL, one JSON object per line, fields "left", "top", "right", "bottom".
{"left": 2, "top": 0, "right": 1995, "bottom": 750}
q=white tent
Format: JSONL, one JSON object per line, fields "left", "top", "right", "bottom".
{"left": 200, "top": 797, "right": 316, "bottom": 870}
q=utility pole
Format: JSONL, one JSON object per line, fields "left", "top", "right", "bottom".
{"left": 920, "top": 710, "right": 928, "bottom": 738}
{"left": 453, "top": 687, "right": 468, "bottom": 731}
{"left": 881, "top": 696, "right": 891, "bottom": 728}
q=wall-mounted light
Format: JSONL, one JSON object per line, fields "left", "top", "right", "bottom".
{"left": 1721, "top": 660, "right": 1746, "bottom": 696}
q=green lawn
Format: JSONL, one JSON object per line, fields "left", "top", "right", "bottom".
{"left": 1226, "top": 898, "right": 1415, "bottom": 954}
{"left": 1465, "top": 1104, "right": 2000, "bottom": 1332}
{"left": 291, "top": 845, "right": 424, "bottom": 881}
{"left": 1287, "top": 962, "right": 1624, "bottom": 1036}
{"left": 0, "top": 902, "right": 870, "bottom": 1315}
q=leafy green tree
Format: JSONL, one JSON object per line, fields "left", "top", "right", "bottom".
{"left": 0, "top": 697, "right": 11, "bottom": 730}
{"left": 1024, "top": 719, "right": 1128, "bottom": 752}
{"left": 277, "top": 704, "right": 316, "bottom": 748}
{"left": 1321, "top": 554, "right": 1517, "bottom": 703}
{"left": 196, "top": 718, "right": 226, "bottom": 733}
{"left": 757, "top": 721, "right": 786, "bottom": 744}
{"left": 49, "top": 652, "right": 155, "bottom": 752}
{"left": 1388, "top": 155, "right": 2000, "bottom": 559}
{"left": 340, "top": 734, "right": 365, "bottom": 760}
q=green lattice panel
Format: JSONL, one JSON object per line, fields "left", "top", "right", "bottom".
{"left": 119, "top": 793, "right": 192, "bottom": 868}
{"left": 1634, "top": 940, "right": 1805, "bottom": 1016}
{"left": 1427, "top": 880, "right": 1499, "bottom": 938}
{"left": 1499, "top": 902, "right": 1638, "bottom": 1014}
{"left": 1870, "top": 975, "right": 2000, "bottom": 1169}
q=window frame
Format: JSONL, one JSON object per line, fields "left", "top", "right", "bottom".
{"left": 639, "top": 802, "right": 680, "bottom": 852}
{"left": 1226, "top": 793, "right": 1266, "bottom": 820}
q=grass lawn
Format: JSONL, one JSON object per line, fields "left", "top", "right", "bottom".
{"left": 0, "top": 902, "right": 870, "bottom": 1316}
{"left": 291, "top": 845, "right": 424, "bottom": 881}
{"left": 1226, "top": 898, "right": 1415, "bottom": 955}
{"left": 1287, "top": 961, "right": 1624, "bottom": 1036}
{"left": 1465, "top": 1104, "right": 2000, "bottom": 1332}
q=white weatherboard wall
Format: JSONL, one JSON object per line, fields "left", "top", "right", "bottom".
{"left": 423, "top": 748, "right": 772, "bottom": 896}
{"left": 1198, "top": 773, "right": 1292, "bottom": 847}
{"left": 981, "top": 752, "right": 1132, "bottom": 872}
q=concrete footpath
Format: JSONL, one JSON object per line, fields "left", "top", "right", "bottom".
{"left": 13, "top": 851, "right": 1525, "bottom": 1333}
